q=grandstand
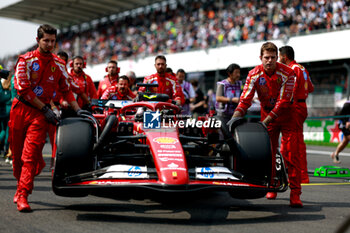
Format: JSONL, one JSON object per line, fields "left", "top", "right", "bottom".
{"left": 1, "top": 0, "right": 350, "bottom": 116}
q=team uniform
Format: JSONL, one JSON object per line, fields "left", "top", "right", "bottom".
{"left": 139, "top": 73, "right": 185, "bottom": 105}
{"left": 97, "top": 74, "right": 118, "bottom": 98}
{"left": 101, "top": 85, "right": 136, "bottom": 100}
{"left": 9, "top": 49, "right": 75, "bottom": 198}
{"left": 69, "top": 69, "right": 97, "bottom": 108}
{"left": 281, "top": 60, "right": 314, "bottom": 183}
{"left": 235, "top": 62, "right": 301, "bottom": 199}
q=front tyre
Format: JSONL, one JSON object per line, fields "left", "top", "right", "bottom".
{"left": 228, "top": 122, "right": 271, "bottom": 199}
{"left": 52, "top": 118, "right": 94, "bottom": 197}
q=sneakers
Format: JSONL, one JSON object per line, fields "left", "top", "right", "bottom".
{"left": 330, "top": 152, "right": 341, "bottom": 164}
{"left": 16, "top": 191, "right": 31, "bottom": 212}
{"left": 290, "top": 193, "right": 303, "bottom": 208}
{"left": 266, "top": 192, "right": 277, "bottom": 200}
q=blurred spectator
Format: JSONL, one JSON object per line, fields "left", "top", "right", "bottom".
{"left": 190, "top": 79, "right": 207, "bottom": 118}
{"left": 206, "top": 88, "right": 216, "bottom": 114}
{"left": 2, "top": 0, "right": 349, "bottom": 68}
{"left": 176, "top": 68, "right": 195, "bottom": 115}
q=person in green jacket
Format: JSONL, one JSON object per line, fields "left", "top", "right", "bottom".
{"left": 0, "top": 68, "right": 14, "bottom": 163}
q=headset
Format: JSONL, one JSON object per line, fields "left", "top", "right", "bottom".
{"left": 105, "top": 60, "right": 120, "bottom": 73}
{"left": 69, "top": 55, "right": 86, "bottom": 68}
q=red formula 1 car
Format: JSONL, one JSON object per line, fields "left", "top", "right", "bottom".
{"left": 52, "top": 85, "right": 288, "bottom": 200}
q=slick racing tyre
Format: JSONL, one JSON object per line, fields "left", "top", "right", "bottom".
{"left": 52, "top": 117, "right": 94, "bottom": 197}
{"left": 228, "top": 122, "right": 271, "bottom": 199}
{"left": 233, "top": 122, "right": 271, "bottom": 181}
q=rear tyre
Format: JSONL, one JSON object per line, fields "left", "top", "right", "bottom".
{"left": 52, "top": 118, "right": 94, "bottom": 197}
{"left": 228, "top": 122, "right": 271, "bottom": 199}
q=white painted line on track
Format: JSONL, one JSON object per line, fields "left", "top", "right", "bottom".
{"left": 307, "top": 149, "right": 350, "bottom": 157}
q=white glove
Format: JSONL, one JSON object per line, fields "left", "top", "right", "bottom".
{"left": 52, "top": 107, "right": 61, "bottom": 120}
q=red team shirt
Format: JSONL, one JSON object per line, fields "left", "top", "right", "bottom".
{"left": 14, "top": 49, "right": 75, "bottom": 104}
{"left": 97, "top": 75, "right": 119, "bottom": 98}
{"left": 101, "top": 86, "right": 136, "bottom": 100}
{"left": 236, "top": 62, "right": 295, "bottom": 120}
{"left": 69, "top": 69, "right": 97, "bottom": 107}
{"left": 289, "top": 60, "right": 314, "bottom": 100}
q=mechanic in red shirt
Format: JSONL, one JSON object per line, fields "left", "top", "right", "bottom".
{"left": 97, "top": 60, "right": 120, "bottom": 98}
{"left": 69, "top": 56, "right": 97, "bottom": 108}
{"left": 9, "top": 24, "right": 89, "bottom": 212}
{"left": 101, "top": 75, "right": 136, "bottom": 100}
{"left": 138, "top": 55, "right": 185, "bottom": 105}
{"left": 230, "top": 42, "right": 302, "bottom": 207}
{"left": 279, "top": 46, "right": 314, "bottom": 184}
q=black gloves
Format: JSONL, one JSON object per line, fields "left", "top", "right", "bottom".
{"left": 41, "top": 105, "right": 59, "bottom": 125}
{"left": 226, "top": 117, "right": 244, "bottom": 132}
{"left": 76, "top": 109, "right": 92, "bottom": 117}
{"left": 82, "top": 103, "right": 92, "bottom": 112}
{"left": 259, "top": 121, "right": 268, "bottom": 130}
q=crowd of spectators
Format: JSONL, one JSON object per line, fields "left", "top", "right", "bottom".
{"left": 1, "top": 0, "right": 350, "bottom": 68}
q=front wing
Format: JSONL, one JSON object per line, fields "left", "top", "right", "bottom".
{"left": 53, "top": 165, "right": 288, "bottom": 194}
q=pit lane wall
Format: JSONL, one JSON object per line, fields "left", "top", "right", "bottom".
{"left": 304, "top": 119, "right": 343, "bottom": 143}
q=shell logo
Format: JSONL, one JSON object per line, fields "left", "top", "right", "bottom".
{"left": 153, "top": 137, "right": 179, "bottom": 144}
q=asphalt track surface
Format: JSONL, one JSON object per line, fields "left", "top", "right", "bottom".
{"left": 1, "top": 144, "right": 350, "bottom": 233}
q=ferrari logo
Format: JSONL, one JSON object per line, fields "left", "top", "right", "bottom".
{"left": 166, "top": 81, "right": 170, "bottom": 86}
{"left": 51, "top": 66, "right": 56, "bottom": 72}
{"left": 172, "top": 171, "right": 177, "bottom": 177}
{"left": 277, "top": 77, "right": 281, "bottom": 84}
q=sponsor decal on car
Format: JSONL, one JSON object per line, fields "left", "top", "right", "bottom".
{"left": 159, "top": 157, "right": 184, "bottom": 162}
{"left": 157, "top": 150, "right": 182, "bottom": 153}
{"left": 153, "top": 137, "right": 179, "bottom": 144}
{"left": 99, "top": 165, "right": 148, "bottom": 179}
{"left": 160, "top": 162, "right": 186, "bottom": 171}
{"left": 196, "top": 167, "right": 239, "bottom": 180}
{"left": 212, "top": 182, "right": 249, "bottom": 186}
{"left": 200, "top": 167, "right": 214, "bottom": 178}
{"left": 158, "top": 154, "right": 182, "bottom": 157}
{"left": 128, "top": 166, "right": 142, "bottom": 177}
{"left": 160, "top": 145, "right": 176, "bottom": 149}
{"left": 88, "top": 181, "right": 132, "bottom": 185}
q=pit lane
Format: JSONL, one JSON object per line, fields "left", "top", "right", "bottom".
{"left": 0, "top": 144, "right": 349, "bottom": 233}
